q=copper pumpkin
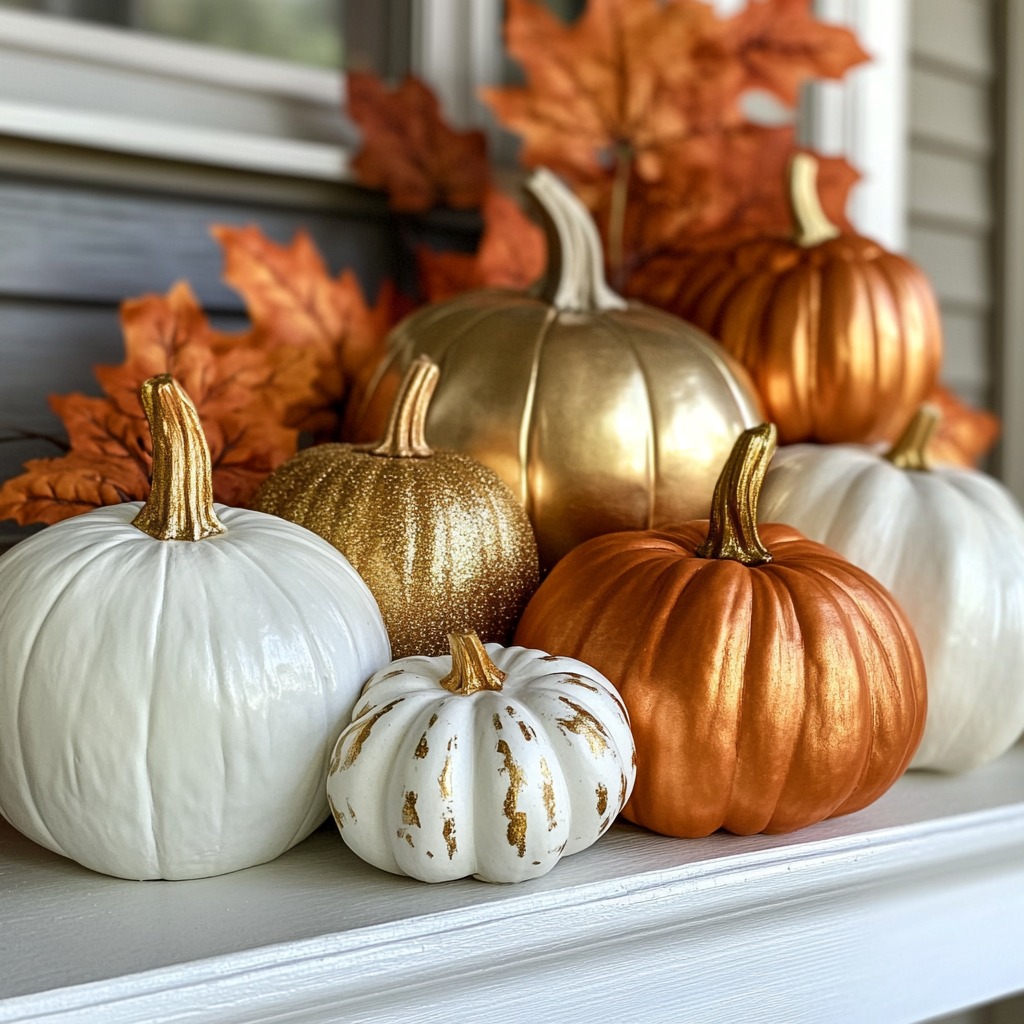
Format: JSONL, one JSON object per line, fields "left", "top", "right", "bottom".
{"left": 254, "top": 357, "right": 539, "bottom": 659}
{"left": 514, "top": 424, "right": 927, "bottom": 838}
{"left": 350, "top": 168, "right": 763, "bottom": 570}
{"left": 656, "top": 154, "right": 943, "bottom": 445}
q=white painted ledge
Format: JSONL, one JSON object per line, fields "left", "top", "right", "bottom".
{"left": 1, "top": 745, "right": 1023, "bottom": 1023}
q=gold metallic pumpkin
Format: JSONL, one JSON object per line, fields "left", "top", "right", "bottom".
{"left": 350, "top": 169, "right": 763, "bottom": 569}
{"left": 255, "top": 357, "right": 539, "bottom": 658}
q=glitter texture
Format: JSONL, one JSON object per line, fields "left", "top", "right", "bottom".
{"left": 254, "top": 359, "right": 540, "bottom": 659}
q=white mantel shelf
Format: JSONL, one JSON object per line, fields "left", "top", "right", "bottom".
{"left": 2, "top": 747, "right": 1024, "bottom": 1024}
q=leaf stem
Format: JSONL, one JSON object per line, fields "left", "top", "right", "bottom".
{"left": 608, "top": 143, "right": 633, "bottom": 290}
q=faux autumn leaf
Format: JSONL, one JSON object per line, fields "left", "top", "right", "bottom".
{"left": 212, "top": 224, "right": 403, "bottom": 440}
{"left": 417, "top": 188, "right": 546, "bottom": 302}
{"left": 348, "top": 71, "right": 490, "bottom": 212}
{"left": 0, "top": 284, "right": 302, "bottom": 526}
{"left": 721, "top": 0, "right": 870, "bottom": 107}
{"left": 484, "top": 0, "right": 731, "bottom": 184}
{"left": 926, "top": 385, "right": 1001, "bottom": 468}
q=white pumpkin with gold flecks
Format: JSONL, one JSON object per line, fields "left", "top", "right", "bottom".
{"left": 326, "top": 633, "right": 636, "bottom": 883}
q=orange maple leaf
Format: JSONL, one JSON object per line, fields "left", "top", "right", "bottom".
{"left": 0, "top": 283, "right": 303, "bottom": 526}
{"left": 212, "top": 224, "right": 404, "bottom": 440}
{"left": 417, "top": 188, "right": 546, "bottom": 302}
{"left": 347, "top": 72, "right": 490, "bottom": 212}
{"left": 926, "top": 386, "right": 1001, "bottom": 469}
{"left": 721, "top": 0, "right": 869, "bottom": 107}
{"left": 484, "top": 0, "right": 733, "bottom": 184}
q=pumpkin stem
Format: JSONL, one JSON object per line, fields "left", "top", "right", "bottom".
{"left": 370, "top": 356, "right": 438, "bottom": 459}
{"left": 132, "top": 374, "right": 226, "bottom": 542}
{"left": 884, "top": 404, "right": 940, "bottom": 471}
{"left": 525, "top": 167, "right": 628, "bottom": 314}
{"left": 788, "top": 153, "right": 841, "bottom": 248}
{"left": 440, "top": 633, "right": 507, "bottom": 695}
{"left": 696, "top": 423, "right": 776, "bottom": 566}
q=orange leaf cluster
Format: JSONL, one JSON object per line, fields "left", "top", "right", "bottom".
{"left": 927, "top": 386, "right": 1001, "bottom": 469}
{"left": 482, "top": 0, "right": 868, "bottom": 284}
{"left": 417, "top": 188, "right": 546, "bottom": 302}
{"left": 348, "top": 72, "right": 490, "bottom": 213}
{"left": 0, "top": 231, "right": 399, "bottom": 526}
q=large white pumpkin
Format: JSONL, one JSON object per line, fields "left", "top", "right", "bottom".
{"left": 758, "top": 408, "right": 1024, "bottom": 772}
{"left": 327, "top": 633, "right": 636, "bottom": 883}
{"left": 0, "top": 376, "right": 391, "bottom": 880}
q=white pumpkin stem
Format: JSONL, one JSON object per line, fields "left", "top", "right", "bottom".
{"left": 885, "top": 404, "right": 940, "bottom": 471}
{"left": 440, "top": 633, "right": 507, "bottom": 695}
{"left": 132, "top": 375, "right": 226, "bottom": 542}
{"left": 789, "top": 153, "right": 841, "bottom": 248}
{"left": 697, "top": 423, "right": 776, "bottom": 567}
{"left": 525, "top": 168, "right": 628, "bottom": 314}
{"left": 370, "top": 356, "right": 438, "bottom": 459}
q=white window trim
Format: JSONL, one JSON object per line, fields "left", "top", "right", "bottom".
{"left": 0, "top": 8, "right": 354, "bottom": 181}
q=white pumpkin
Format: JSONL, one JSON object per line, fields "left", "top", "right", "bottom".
{"left": 326, "top": 633, "right": 636, "bottom": 883}
{"left": 0, "top": 376, "right": 391, "bottom": 880}
{"left": 758, "top": 406, "right": 1024, "bottom": 773}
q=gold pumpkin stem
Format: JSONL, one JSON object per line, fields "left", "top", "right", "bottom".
{"left": 371, "top": 356, "right": 438, "bottom": 459}
{"left": 696, "top": 423, "right": 777, "bottom": 566}
{"left": 525, "top": 167, "right": 628, "bottom": 314}
{"left": 440, "top": 633, "right": 507, "bottom": 695}
{"left": 788, "top": 153, "right": 841, "bottom": 248}
{"left": 131, "top": 374, "right": 226, "bottom": 542}
{"left": 884, "top": 404, "right": 940, "bottom": 471}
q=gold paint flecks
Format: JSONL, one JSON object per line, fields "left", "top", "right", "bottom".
{"left": 438, "top": 754, "right": 454, "bottom": 800}
{"left": 596, "top": 783, "right": 609, "bottom": 817}
{"left": 414, "top": 733, "right": 429, "bottom": 759}
{"left": 402, "top": 790, "right": 421, "bottom": 827}
{"left": 428, "top": 713, "right": 439, "bottom": 728}
{"left": 556, "top": 696, "right": 609, "bottom": 755}
{"left": 540, "top": 758, "right": 557, "bottom": 831}
{"left": 328, "top": 794, "right": 345, "bottom": 830}
{"left": 497, "top": 738, "right": 528, "bottom": 857}
{"left": 517, "top": 720, "right": 535, "bottom": 742}
{"left": 618, "top": 773, "right": 628, "bottom": 810}
{"left": 347, "top": 800, "right": 358, "bottom": 823}
{"left": 339, "top": 699, "right": 404, "bottom": 772}
{"left": 565, "top": 673, "right": 601, "bottom": 694}
{"left": 398, "top": 829, "right": 415, "bottom": 848}
{"left": 443, "top": 816, "right": 458, "bottom": 859}
{"left": 493, "top": 713, "right": 503, "bottom": 732}
{"left": 132, "top": 375, "right": 226, "bottom": 542}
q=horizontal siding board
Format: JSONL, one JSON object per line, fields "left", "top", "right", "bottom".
{"left": 939, "top": 307, "right": 991, "bottom": 390}
{"left": 0, "top": 176, "right": 423, "bottom": 311}
{"left": 907, "top": 148, "right": 992, "bottom": 230}
{"left": 909, "top": 66, "right": 993, "bottom": 156}
{"left": 910, "top": 0, "right": 993, "bottom": 79}
{"left": 907, "top": 224, "right": 991, "bottom": 310}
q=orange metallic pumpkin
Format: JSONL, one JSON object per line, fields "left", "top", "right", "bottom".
{"left": 514, "top": 424, "right": 927, "bottom": 838}
{"left": 655, "top": 155, "right": 942, "bottom": 445}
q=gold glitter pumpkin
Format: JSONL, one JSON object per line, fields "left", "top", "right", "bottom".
{"left": 254, "top": 357, "right": 540, "bottom": 658}
{"left": 349, "top": 168, "right": 763, "bottom": 570}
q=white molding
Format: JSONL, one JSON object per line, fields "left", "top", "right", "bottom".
{"left": 2, "top": 746, "right": 1024, "bottom": 1023}
{"left": 994, "top": 0, "right": 1024, "bottom": 504}
{"left": 0, "top": 100, "right": 350, "bottom": 181}
{"left": 0, "top": 8, "right": 353, "bottom": 183}
{"left": 802, "top": 0, "right": 910, "bottom": 251}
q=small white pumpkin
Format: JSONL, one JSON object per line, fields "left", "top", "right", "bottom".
{"left": 758, "top": 406, "right": 1024, "bottom": 773}
{"left": 326, "top": 632, "right": 636, "bottom": 883}
{"left": 0, "top": 375, "right": 391, "bottom": 880}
